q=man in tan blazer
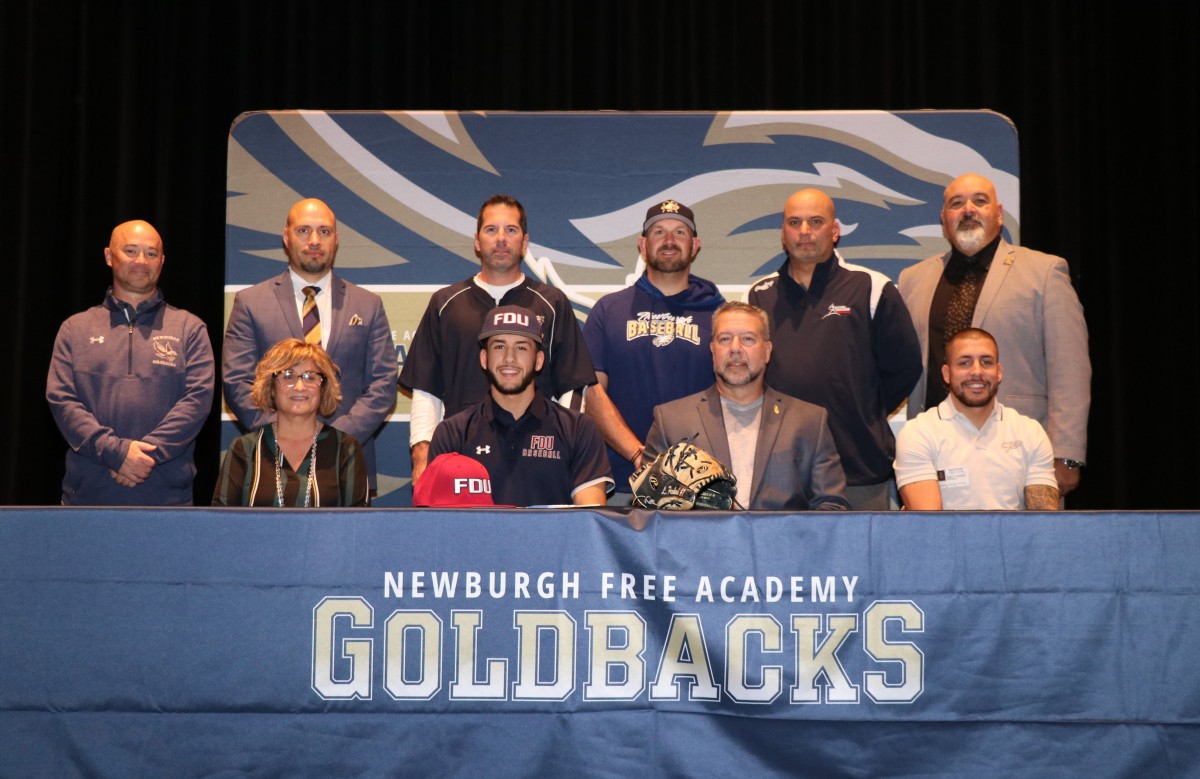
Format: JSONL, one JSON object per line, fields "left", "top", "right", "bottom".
{"left": 898, "top": 174, "right": 1090, "bottom": 496}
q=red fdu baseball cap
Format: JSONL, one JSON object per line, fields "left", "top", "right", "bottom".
{"left": 413, "top": 453, "right": 512, "bottom": 508}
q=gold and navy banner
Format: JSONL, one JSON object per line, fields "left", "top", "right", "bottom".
{"left": 2, "top": 509, "right": 1198, "bottom": 776}
{"left": 224, "top": 111, "right": 1020, "bottom": 505}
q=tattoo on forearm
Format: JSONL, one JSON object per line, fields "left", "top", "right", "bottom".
{"left": 1025, "top": 485, "right": 1060, "bottom": 511}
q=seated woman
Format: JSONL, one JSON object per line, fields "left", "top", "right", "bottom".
{"left": 214, "top": 339, "right": 367, "bottom": 507}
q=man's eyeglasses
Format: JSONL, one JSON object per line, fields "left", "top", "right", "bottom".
{"left": 274, "top": 369, "right": 326, "bottom": 388}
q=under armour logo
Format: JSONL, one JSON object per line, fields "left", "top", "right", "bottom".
{"left": 89, "top": 336, "right": 105, "bottom": 344}
{"left": 476, "top": 445, "right": 491, "bottom": 455}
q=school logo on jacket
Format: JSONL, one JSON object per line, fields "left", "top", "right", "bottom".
{"left": 152, "top": 335, "right": 181, "bottom": 368}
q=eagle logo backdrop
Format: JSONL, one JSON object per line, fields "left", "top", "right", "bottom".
{"left": 225, "top": 110, "right": 1019, "bottom": 505}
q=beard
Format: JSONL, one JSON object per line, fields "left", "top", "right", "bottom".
{"left": 716, "top": 360, "right": 764, "bottom": 388}
{"left": 298, "top": 257, "right": 329, "bottom": 275}
{"left": 951, "top": 221, "right": 988, "bottom": 255}
{"left": 487, "top": 366, "right": 537, "bottom": 396}
{"left": 646, "top": 248, "right": 693, "bottom": 274}
{"left": 286, "top": 247, "right": 332, "bottom": 276}
{"left": 951, "top": 380, "right": 997, "bottom": 408}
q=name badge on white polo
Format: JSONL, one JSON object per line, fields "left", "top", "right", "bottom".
{"left": 937, "top": 467, "right": 970, "bottom": 489}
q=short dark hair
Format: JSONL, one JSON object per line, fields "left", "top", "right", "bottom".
{"left": 944, "top": 327, "right": 999, "bottom": 362}
{"left": 476, "top": 194, "right": 527, "bottom": 234}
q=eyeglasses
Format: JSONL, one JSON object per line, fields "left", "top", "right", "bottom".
{"left": 274, "top": 369, "right": 326, "bottom": 388}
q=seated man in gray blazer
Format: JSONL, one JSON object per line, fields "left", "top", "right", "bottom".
{"left": 223, "top": 198, "right": 397, "bottom": 495}
{"left": 643, "top": 302, "right": 848, "bottom": 511}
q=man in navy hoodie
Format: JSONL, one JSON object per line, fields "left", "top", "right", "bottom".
{"left": 47, "top": 220, "right": 214, "bottom": 505}
{"left": 583, "top": 200, "right": 725, "bottom": 501}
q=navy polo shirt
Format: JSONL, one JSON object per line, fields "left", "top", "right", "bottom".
{"left": 429, "top": 393, "right": 613, "bottom": 507}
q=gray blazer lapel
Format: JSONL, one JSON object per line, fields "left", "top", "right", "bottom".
{"left": 272, "top": 273, "right": 304, "bottom": 339}
{"left": 751, "top": 390, "right": 785, "bottom": 505}
{"left": 973, "top": 239, "right": 1015, "bottom": 326}
{"left": 325, "top": 275, "right": 347, "bottom": 354}
{"left": 697, "top": 386, "right": 733, "bottom": 467}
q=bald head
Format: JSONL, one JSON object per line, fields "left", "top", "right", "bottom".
{"left": 286, "top": 198, "right": 338, "bottom": 229}
{"left": 785, "top": 188, "right": 837, "bottom": 218}
{"left": 941, "top": 173, "right": 1003, "bottom": 255}
{"left": 283, "top": 198, "right": 339, "bottom": 281}
{"left": 781, "top": 188, "right": 840, "bottom": 266}
{"left": 105, "top": 220, "right": 164, "bottom": 305}
{"left": 109, "top": 220, "right": 162, "bottom": 253}
{"left": 944, "top": 174, "right": 997, "bottom": 202}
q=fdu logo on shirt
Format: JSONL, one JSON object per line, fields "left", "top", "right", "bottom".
{"left": 524, "top": 435, "right": 561, "bottom": 460}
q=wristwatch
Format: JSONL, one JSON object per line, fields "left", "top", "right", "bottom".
{"left": 1055, "top": 458, "right": 1085, "bottom": 469}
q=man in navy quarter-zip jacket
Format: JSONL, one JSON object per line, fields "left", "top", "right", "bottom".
{"left": 47, "top": 220, "right": 215, "bottom": 505}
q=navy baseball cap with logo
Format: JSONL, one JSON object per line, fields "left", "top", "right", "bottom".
{"left": 413, "top": 453, "right": 514, "bottom": 508}
{"left": 642, "top": 199, "right": 697, "bottom": 235}
{"left": 478, "top": 304, "right": 544, "bottom": 345}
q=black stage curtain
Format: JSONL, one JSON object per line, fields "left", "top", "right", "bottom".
{"left": 4, "top": 1, "right": 1197, "bottom": 508}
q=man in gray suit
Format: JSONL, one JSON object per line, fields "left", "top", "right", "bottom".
{"left": 898, "top": 173, "right": 1090, "bottom": 497}
{"left": 222, "top": 198, "right": 397, "bottom": 493}
{"left": 643, "top": 301, "right": 848, "bottom": 511}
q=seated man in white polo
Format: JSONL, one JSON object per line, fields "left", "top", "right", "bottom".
{"left": 894, "top": 327, "right": 1059, "bottom": 510}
